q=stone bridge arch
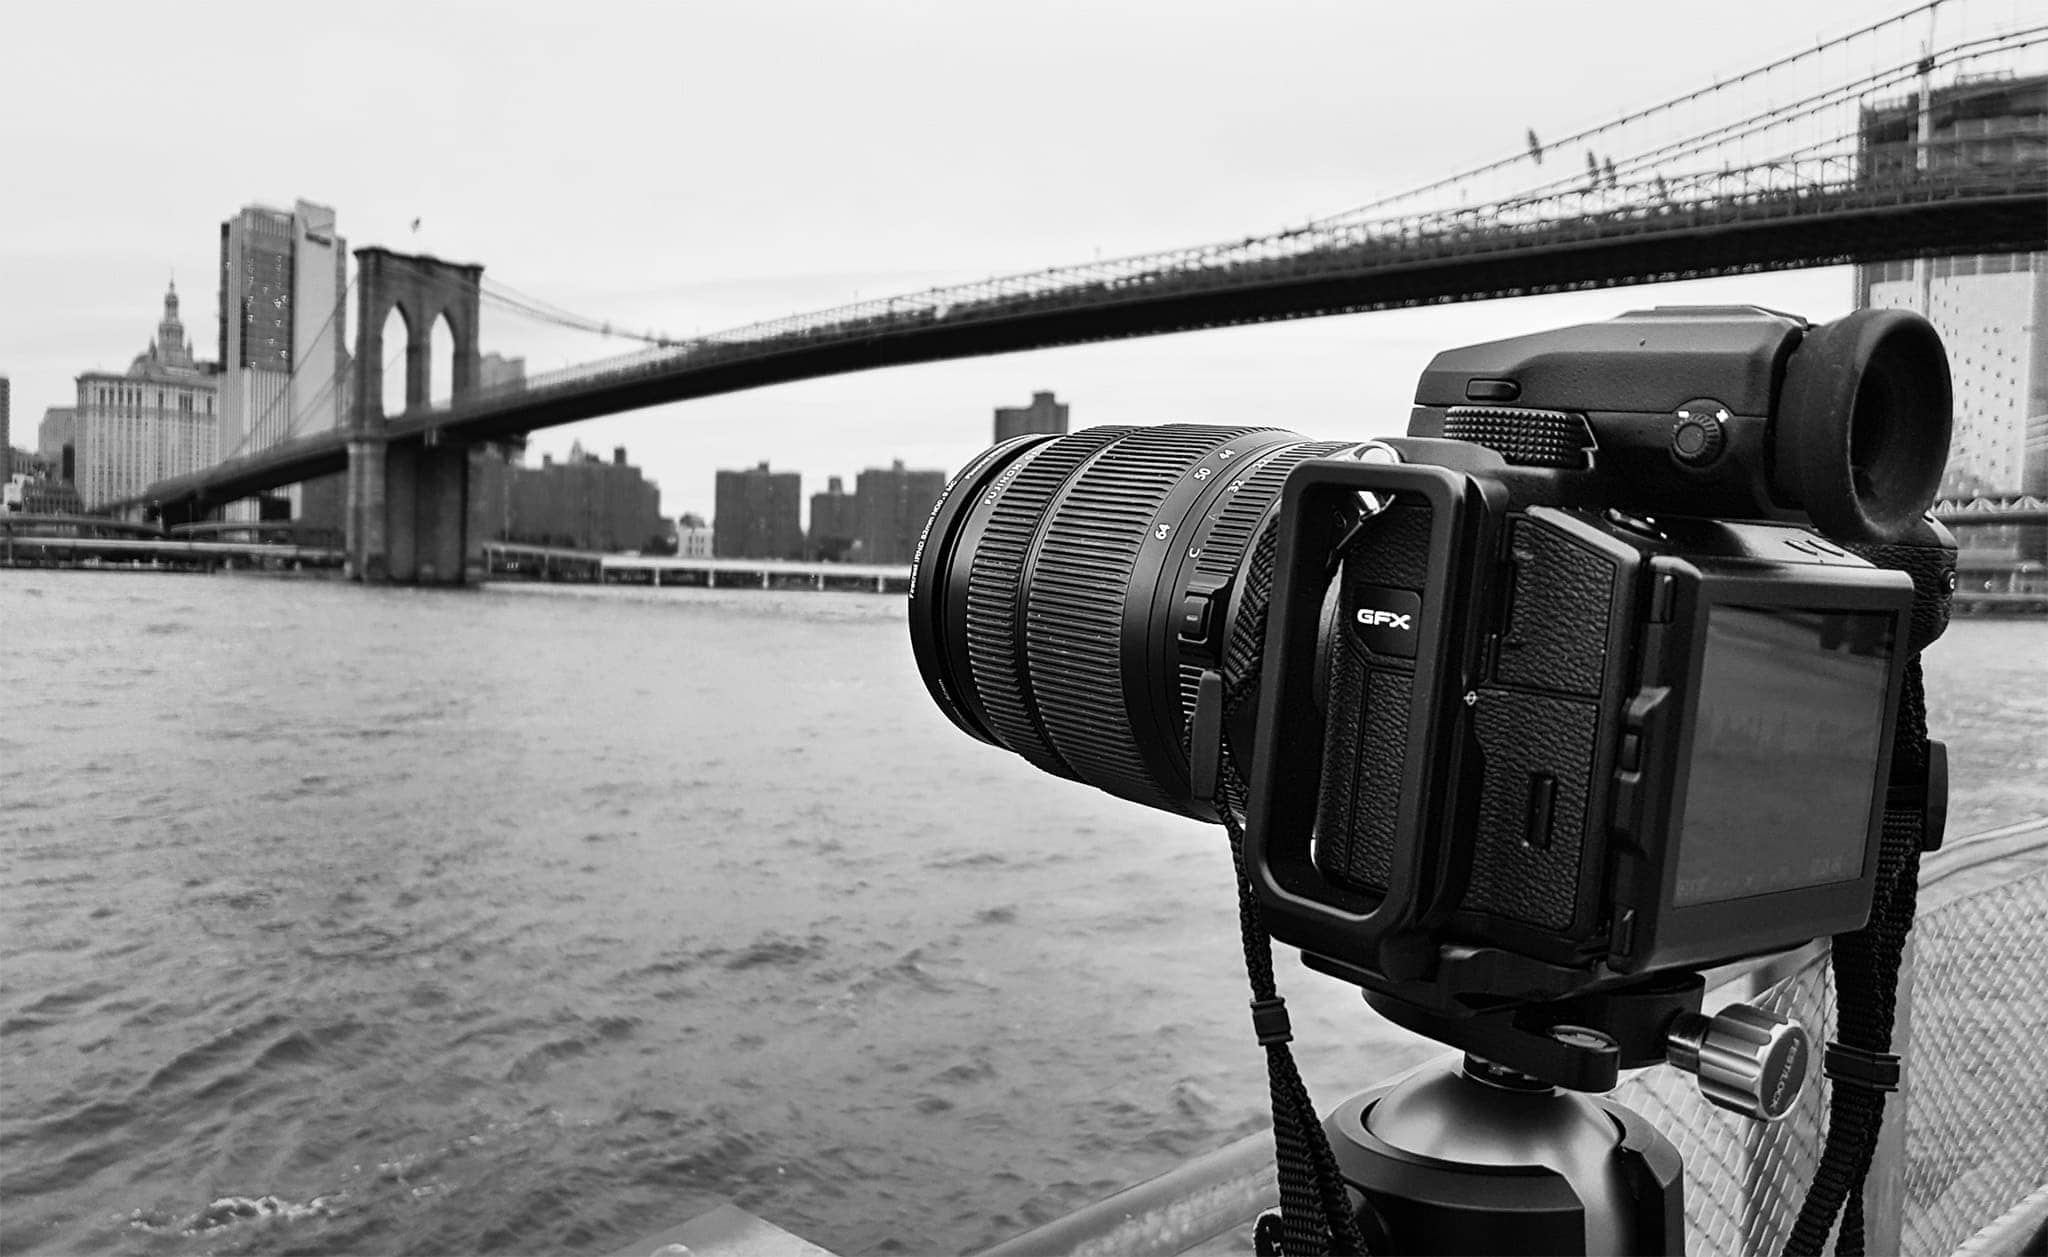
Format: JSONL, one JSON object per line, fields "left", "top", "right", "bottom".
{"left": 344, "top": 248, "right": 487, "bottom": 583}
{"left": 352, "top": 247, "right": 483, "bottom": 425}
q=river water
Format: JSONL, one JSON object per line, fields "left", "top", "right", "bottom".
{"left": 1, "top": 572, "right": 2041, "bottom": 1256}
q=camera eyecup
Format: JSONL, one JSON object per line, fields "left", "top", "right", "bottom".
{"left": 1774, "top": 309, "right": 1951, "bottom": 543}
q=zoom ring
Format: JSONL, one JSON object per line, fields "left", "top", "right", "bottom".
{"left": 1028, "top": 425, "right": 1266, "bottom": 811}
{"left": 964, "top": 426, "right": 1134, "bottom": 779}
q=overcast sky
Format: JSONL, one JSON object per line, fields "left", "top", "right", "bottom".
{"left": 2, "top": 0, "right": 1929, "bottom": 521}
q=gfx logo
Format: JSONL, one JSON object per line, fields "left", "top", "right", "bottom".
{"left": 1350, "top": 585, "right": 1422, "bottom": 659}
{"left": 1355, "top": 608, "right": 1412, "bottom": 631}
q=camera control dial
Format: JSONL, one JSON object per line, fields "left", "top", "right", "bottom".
{"left": 1665, "top": 1003, "right": 1811, "bottom": 1122}
{"left": 1670, "top": 400, "right": 1731, "bottom": 467}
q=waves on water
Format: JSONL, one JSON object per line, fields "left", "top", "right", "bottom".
{"left": 1, "top": 574, "right": 2036, "bottom": 1255}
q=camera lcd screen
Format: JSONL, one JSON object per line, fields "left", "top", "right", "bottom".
{"left": 1671, "top": 605, "right": 1895, "bottom": 907}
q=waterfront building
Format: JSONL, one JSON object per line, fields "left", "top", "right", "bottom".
{"left": 507, "top": 443, "right": 664, "bottom": 552}
{"left": 808, "top": 476, "right": 858, "bottom": 561}
{"left": 1856, "top": 74, "right": 2047, "bottom": 499}
{"left": 714, "top": 461, "right": 802, "bottom": 559}
{"left": 855, "top": 459, "right": 946, "bottom": 565}
{"left": 676, "top": 512, "right": 714, "bottom": 558}
{"left": 1, "top": 374, "right": 10, "bottom": 479}
{"left": 3, "top": 469, "right": 83, "bottom": 514}
{"left": 74, "top": 284, "right": 219, "bottom": 510}
{"left": 217, "top": 200, "right": 347, "bottom": 463}
{"left": 994, "top": 391, "right": 1069, "bottom": 444}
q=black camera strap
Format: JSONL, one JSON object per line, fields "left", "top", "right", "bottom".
{"left": 1785, "top": 534, "right": 1951, "bottom": 1257}
{"left": 1784, "top": 658, "right": 1939, "bottom": 1257}
{"left": 1201, "top": 526, "right": 1369, "bottom": 1256}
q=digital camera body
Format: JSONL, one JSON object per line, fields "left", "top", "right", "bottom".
{"left": 1243, "top": 307, "right": 1952, "bottom": 1021}
{"left": 909, "top": 304, "right": 1955, "bottom": 1076}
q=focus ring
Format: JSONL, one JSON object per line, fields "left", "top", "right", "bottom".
{"left": 964, "top": 425, "right": 1135, "bottom": 780}
{"left": 1029, "top": 425, "right": 1264, "bottom": 810}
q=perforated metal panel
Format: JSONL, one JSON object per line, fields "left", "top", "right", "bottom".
{"left": 1614, "top": 863, "right": 2048, "bottom": 1257}
{"left": 983, "top": 836, "right": 2048, "bottom": 1257}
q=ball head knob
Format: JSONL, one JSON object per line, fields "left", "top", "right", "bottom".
{"left": 1665, "top": 1003, "right": 1811, "bottom": 1123}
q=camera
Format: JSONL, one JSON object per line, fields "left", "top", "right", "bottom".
{"left": 908, "top": 305, "right": 1953, "bottom": 1083}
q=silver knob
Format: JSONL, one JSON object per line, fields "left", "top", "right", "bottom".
{"left": 1666, "top": 1004, "right": 1811, "bottom": 1122}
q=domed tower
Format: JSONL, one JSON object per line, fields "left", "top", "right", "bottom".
{"left": 155, "top": 280, "right": 196, "bottom": 371}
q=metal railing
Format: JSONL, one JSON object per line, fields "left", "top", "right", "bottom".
{"left": 978, "top": 818, "right": 2048, "bottom": 1257}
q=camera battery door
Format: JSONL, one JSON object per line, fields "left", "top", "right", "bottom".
{"left": 1447, "top": 509, "right": 1643, "bottom": 960}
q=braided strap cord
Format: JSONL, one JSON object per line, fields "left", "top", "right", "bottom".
{"left": 1211, "top": 522, "right": 1368, "bottom": 1256}
{"left": 1786, "top": 528, "right": 1951, "bottom": 1257}
{"left": 1218, "top": 771, "right": 1367, "bottom": 1255}
{"left": 1783, "top": 663, "right": 1930, "bottom": 1257}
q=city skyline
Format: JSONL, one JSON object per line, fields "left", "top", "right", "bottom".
{"left": 1, "top": 0, "right": 1921, "bottom": 521}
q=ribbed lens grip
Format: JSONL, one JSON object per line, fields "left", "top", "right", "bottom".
{"left": 1027, "top": 425, "right": 1267, "bottom": 810}
{"left": 912, "top": 422, "right": 1318, "bottom": 818}
{"left": 963, "top": 426, "right": 1134, "bottom": 780}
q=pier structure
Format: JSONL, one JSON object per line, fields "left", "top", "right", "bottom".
{"left": 480, "top": 542, "right": 911, "bottom": 593}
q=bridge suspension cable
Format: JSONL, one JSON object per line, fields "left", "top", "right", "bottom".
{"left": 474, "top": 276, "right": 680, "bottom": 349}
{"left": 1307, "top": 0, "right": 1965, "bottom": 225}
{"left": 1485, "top": 25, "right": 2048, "bottom": 211}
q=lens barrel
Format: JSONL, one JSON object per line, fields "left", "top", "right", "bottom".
{"left": 910, "top": 424, "right": 1350, "bottom": 819}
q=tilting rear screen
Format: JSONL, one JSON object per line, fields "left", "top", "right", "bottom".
{"left": 1671, "top": 605, "right": 1895, "bottom": 907}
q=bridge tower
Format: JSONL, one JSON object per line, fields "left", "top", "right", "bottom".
{"left": 345, "top": 247, "right": 484, "bottom": 583}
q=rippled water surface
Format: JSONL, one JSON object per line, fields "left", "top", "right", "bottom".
{"left": 1, "top": 573, "right": 2041, "bottom": 1256}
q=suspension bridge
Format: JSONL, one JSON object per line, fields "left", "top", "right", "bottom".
{"left": 96, "top": 1, "right": 2048, "bottom": 582}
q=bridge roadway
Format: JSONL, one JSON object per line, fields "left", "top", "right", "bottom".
{"left": 114, "top": 159, "right": 2048, "bottom": 521}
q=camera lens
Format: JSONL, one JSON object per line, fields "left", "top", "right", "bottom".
{"left": 909, "top": 424, "right": 1351, "bottom": 819}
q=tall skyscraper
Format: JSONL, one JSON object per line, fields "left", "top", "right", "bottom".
{"left": 714, "top": 461, "right": 803, "bottom": 559}
{"left": 994, "top": 391, "right": 1069, "bottom": 444}
{"left": 1, "top": 374, "right": 11, "bottom": 480}
{"left": 1855, "top": 74, "right": 2047, "bottom": 498}
{"left": 856, "top": 459, "right": 946, "bottom": 565}
{"left": 75, "top": 284, "right": 218, "bottom": 509}
{"left": 808, "top": 475, "right": 858, "bottom": 560}
{"left": 217, "top": 199, "right": 347, "bottom": 462}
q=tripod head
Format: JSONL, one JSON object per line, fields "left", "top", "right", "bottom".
{"left": 1351, "top": 968, "right": 1811, "bottom": 1120}
{"left": 1305, "top": 976, "right": 1812, "bottom": 1254}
